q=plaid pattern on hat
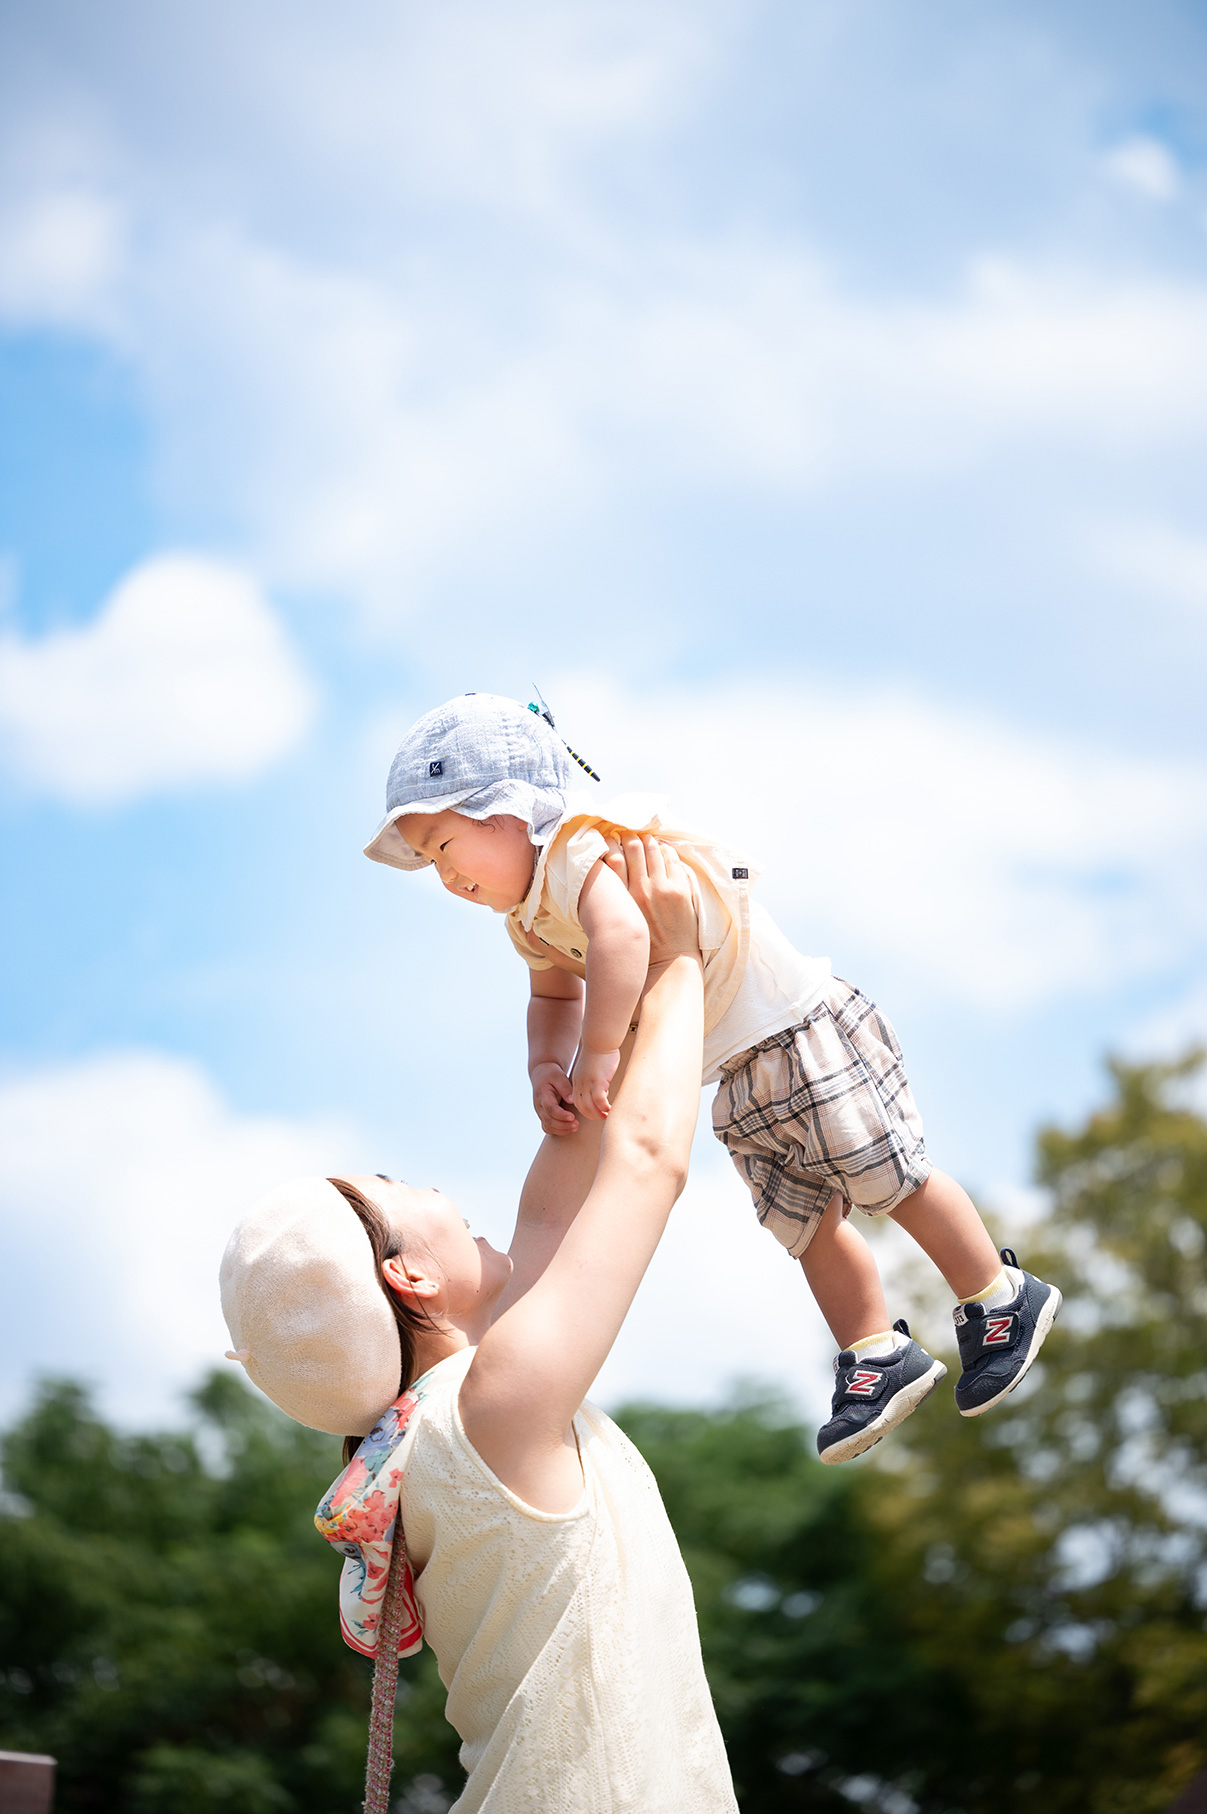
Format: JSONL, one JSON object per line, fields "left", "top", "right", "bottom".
{"left": 364, "top": 693, "right": 572, "bottom": 872}
{"left": 712, "top": 980, "right": 931, "bottom": 1260}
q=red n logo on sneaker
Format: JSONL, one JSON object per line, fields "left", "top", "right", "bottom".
{"left": 983, "top": 1315, "right": 1013, "bottom": 1346}
{"left": 846, "top": 1368, "right": 882, "bottom": 1396}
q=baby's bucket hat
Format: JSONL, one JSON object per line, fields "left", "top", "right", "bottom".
{"left": 363, "top": 692, "right": 572, "bottom": 871}
{"left": 219, "top": 1177, "right": 402, "bottom": 1436}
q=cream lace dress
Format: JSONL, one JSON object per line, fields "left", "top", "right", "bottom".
{"left": 400, "top": 1347, "right": 738, "bottom": 1813}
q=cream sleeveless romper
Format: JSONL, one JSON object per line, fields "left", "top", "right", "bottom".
{"left": 400, "top": 1348, "right": 738, "bottom": 1813}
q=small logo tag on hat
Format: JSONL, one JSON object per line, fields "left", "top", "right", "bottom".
{"left": 732, "top": 866, "right": 748, "bottom": 880}
{"left": 429, "top": 760, "right": 443, "bottom": 777}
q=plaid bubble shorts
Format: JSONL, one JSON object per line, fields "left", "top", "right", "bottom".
{"left": 711, "top": 979, "right": 931, "bottom": 1260}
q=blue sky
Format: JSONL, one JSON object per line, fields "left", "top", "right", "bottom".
{"left": 2, "top": 0, "right": 1206, "bottom": 1428}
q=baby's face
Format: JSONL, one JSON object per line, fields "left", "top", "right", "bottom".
{"left": 396, "top": 809, "right": 536, "bottom": 911}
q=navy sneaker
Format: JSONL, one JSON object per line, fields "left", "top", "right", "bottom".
{"left": 817, "top": 1320, "right": 947, "bottom": 1465}
{"left": 953, "top": 1248, "right": 1062, "bottom": 1417}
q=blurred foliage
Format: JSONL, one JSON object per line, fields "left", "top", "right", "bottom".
{"left": 0, "top": 1369, "right": 460, "bottom": 1812}
{"left": 3, "top": 1054, "right": 1206, "bottom": 1811}
{"left": 620, "top": 1052, "right": 1207, "bottom": 1813}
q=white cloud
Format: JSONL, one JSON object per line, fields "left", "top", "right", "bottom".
{"left": 1104, "top": 135, "right": 1180, "bottom": 202}
{"left": 0, "top": 1051, "right": 355, "bottom": 1426}
{"left": 581, "top": 252, "right": 1207, "bottom": 481}
{"left": 0, "top": 1049, "right": 846, "bottom": 1433}
{"left": 365, "top": 0, "right": 710, "bottom": 220}
{"left": 547, "top": 671, "right": 1207, "bottom": 1013}
{"left": 594, "top": 1135, "right": 836, "bottom": 1419}
{"left": 130, "top": 231, "right": 592, "bottom": 608}
{"left": 4, "top": 11, "right": 1207, "bottom": 614}
{"left": 0, "top": 554, "right": 317, "bottom": 804}
{"left": 83, "top": 222, "right": 1207, "bottom": 616}
{"left": 0, "top": 187, "right": 125, "bottom": 328}
{"left": 1120, "top": 984, "right": 1207, "bottom": 1117}
{"left": 1090, "top": 519, "right": 1207, "bottom": 621}
{"left": 35, "top": 0, "right": 716, "bottom": 230}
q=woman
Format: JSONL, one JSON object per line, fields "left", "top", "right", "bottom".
{"left": 220, "top": 837, "right": 738, "bottom": 1813}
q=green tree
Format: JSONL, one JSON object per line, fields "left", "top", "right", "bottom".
{"left": 873, "top": 1050, "right": 1207, "bottom": 1813}
{"left": 3, "top": 1053, "right": 1205, "bottom": 1813}
{"left": 615, "top": 1391, "right": 957, "bottom": 1811}
{"left": 0, "top": 1370, "right": 461, "bottom": 1813}
{"left": 618, "top": 1053, "right": 1207, "bottom": 1812}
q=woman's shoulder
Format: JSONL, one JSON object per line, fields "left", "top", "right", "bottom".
{"left": 403, "top": 1348, "right": 476, "bottom": 1477}
{"left": 407, "top": 1346, "right": 475, "bottom": 1436}
{"left": 412, "top": 1345, "right": 475, "bottom": 1401}
{"left": 406, "top": 1354, "right": 597, "bottom": 1528}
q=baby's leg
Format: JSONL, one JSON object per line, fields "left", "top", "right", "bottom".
{"left": 892, "top": 1167, "right": 1062, "bottom": 1419}
{"left": 801, "top": 1191, "right": 948, "bottom": 1466}
{"left": 798, "top": 1192, "right": 891, "bottom": 1350}
{"left": 889, "top": 1170, "right": 1000, "bottom": 1299}
{"left": 712, "top": 1021, "right": 949, "bottom": 1463}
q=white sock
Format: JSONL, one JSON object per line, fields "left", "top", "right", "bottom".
{"left": 962, "top": 1266, "right": 1022, "bottom": 1312}
{"left": 848, "top": 1328, "right": 906, "bottom": 1360}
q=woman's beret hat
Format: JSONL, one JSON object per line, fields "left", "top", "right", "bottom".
{"left": 219, "top": 1177, "right": 402, "bottom": 1437}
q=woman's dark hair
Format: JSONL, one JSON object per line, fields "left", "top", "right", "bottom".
{"left": 327, "top": 1176, "right": 435, "bottom": 1465}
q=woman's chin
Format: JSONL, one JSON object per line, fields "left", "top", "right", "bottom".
{"left": 476, "top": 1236, "right": 514, "bottom": 1290}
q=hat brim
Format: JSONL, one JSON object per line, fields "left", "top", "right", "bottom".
{"left": 363, "top": 793, "right": 483, "bottom": 870}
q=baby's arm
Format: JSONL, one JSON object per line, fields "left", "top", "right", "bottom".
{"left": 572, "top": 859, "right": 651, "bottom": 1120}
{"left": 529, "top": 966, "right": 585, "bottom": 1137}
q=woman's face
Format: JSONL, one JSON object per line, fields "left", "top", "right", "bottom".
{"left": 342, "top": 1173, "right": 512, "bottom": 1319}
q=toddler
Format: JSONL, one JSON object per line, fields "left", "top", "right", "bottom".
{"left": 365, "top": 692, "right": 1061, "bottom": 1463}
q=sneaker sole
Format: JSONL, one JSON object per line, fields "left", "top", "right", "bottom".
{"left": 957, "top": 1285, "right": 1063, "bottom": 1418}
{"left": 819, "top": 1358, "right": 948, "bottom": 1465}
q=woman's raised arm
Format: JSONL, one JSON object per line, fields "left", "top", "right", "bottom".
{"left": 459, "top": 837, "right": 704, "bottom": 1510}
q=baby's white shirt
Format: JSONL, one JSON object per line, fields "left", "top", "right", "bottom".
{"left": 505, "top": 793, "right": 830, "bottom": 1083}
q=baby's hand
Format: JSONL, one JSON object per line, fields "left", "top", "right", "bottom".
{"left": 531, "top": 1063, "right": 579, "bottom": 1137}
{"left": 572, "top": 1048, "right": 621, "bottom": 1121}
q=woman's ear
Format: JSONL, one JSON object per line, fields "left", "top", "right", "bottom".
{"left": 382, "top": 1253, "right": 441, "bottom": 1306}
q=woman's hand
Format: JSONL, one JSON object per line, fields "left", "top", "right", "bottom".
{"left": 605, "top": 834, "right": 701, "bottom": 968}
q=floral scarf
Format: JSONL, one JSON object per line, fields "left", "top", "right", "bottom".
{"left": 314, "top": 1370, "right": 438, "bottom": 1659}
